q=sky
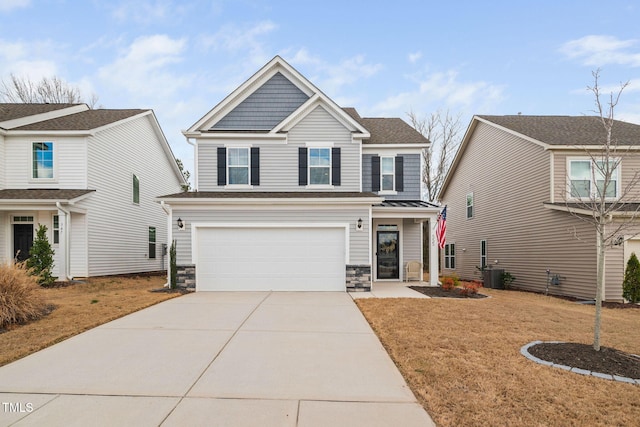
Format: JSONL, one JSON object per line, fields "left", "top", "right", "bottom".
{"left": 1, "top": 0, "right": 640, "bottom": 177}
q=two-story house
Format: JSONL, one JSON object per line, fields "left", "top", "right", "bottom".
{"left": 439, "top": 115, "right": 640, "bottom": 301}
{"left": 0, "top": 103, "right": 186, "bottom": 280}
{"left": 158, "top": 56, "right": 441, "bottom": 292}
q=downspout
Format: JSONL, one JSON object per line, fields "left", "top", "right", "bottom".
{"left": 186, "top": 137, "right": 197, "bottom": 190}
{"left": 55, "top": 202, "right": 73, "bottom": 281}
{"left": 160, "top": 201, "right": 172, "bottom": 288}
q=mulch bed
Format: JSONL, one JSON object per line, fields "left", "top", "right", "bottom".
{"left": 528, "top": 342, "right": 640, "bottom": 379}
{"left": 409, "top": 286, "right": 488, "bottom": 299}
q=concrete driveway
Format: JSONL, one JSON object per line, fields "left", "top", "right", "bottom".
{"left": 0, "top": 292, "right": 434, "bottom": 426}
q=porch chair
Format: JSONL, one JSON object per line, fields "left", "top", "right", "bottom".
{"left": 404, "top": 261, "right": 423, "bottom": 282}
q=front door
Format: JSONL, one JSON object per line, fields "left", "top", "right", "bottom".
{"left": 14, "top": 224, "right": 34, "bottom": 261}
{"left": 377, "top": 230, "right": 399, "bottom": 279}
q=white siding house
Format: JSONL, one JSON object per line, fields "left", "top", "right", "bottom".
{"left": 0, "top": 103, "right": 185, "bottom": 279}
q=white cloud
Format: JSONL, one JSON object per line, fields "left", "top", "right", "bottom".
{"left": 372, "top": 69, "right": 505, "bottom": 117}
{"left": 408, "top": 51, "right": 422, "bottom": 63}
{"left": 200, "top": 20, "right": 277, "bottom": 67}
{"left": 560, "top": 35, "right": 640, "bottom": 67}
{"left": 0, "top": 39, "right": 59, "bottom": 80}
{"left": 0, "top": 0, "right": 30, "bottom": 12}
{"left": 289, "top": 49, "right": 382, "bottom": 98}
{"left": 98, "top": 34, "right": 190, "bottom": 98}
{"left": 110, "top": 0, "right": 185, "bottom": 25}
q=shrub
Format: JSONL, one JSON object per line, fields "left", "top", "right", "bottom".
{"left": 501, "top": 271, "right": 516, "bottom": 289}
{"left": 459, "top": 281, "right": 481, "bottom": 296}
{"left": 441, "top": 276, "right": 459, "bottom": 290}
{"left": 0, "top": 261, "right": 49, "bottom": 328}
{"left": 26, "top": 224, "right": 56, "bottom": 287}
{"left": 622, "top": 252, "right": 640, "bottom": 303}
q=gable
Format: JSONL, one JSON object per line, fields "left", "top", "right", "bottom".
{"left": 211, "top": 72, "right": 309, "bottom": 131}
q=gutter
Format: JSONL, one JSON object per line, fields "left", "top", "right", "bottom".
{"left": 55, "top": 202, "right": 73, "bottom": 281}
{"left": 160, "top": 201, "right": 172, "bottom": 288}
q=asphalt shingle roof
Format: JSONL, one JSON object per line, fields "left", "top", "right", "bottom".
{"left": 343, "top": 107, "right": 430, "bottom": 145}
{"left": 0, "top": 189, "right": 95, "bottom": 201}
{"left": 478, "top": 115, "right": 640, "bottom": 146}
{"left": 0, "top": 103, "right": 82, "bottom": 121}
{"left": 12, "top": 109, "right": 147, "bottom": 131}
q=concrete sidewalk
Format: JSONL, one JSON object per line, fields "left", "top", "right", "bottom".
{"left": 0, "top": 292, "right": 434, "bottom": 426}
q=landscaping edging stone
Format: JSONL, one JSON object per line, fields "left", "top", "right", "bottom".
{"left": 521, "top": 341, "right": 640, "bottom": 385}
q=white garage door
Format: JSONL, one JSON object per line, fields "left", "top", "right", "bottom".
{"left": 196, "top": 227, "right": 346, "bottom": 291}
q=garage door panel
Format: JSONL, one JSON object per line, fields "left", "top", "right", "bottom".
{"left": 196, "top": 227, "right": 346, "bottom": 291}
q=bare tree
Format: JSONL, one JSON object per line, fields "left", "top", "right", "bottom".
{"left": 0, "top": 74, "right": 99, "bottom": 108}
{"left": 175, "top": 158, "right": 191, "bottom": 192}
{"left": 408, "top": 109, "right": 462, "bottom": 202}
{"left": 565, "top": 70, "right": 640, "bottom": 351}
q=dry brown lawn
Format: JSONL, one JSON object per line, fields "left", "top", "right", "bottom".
{"left": 356, "top": 288, "right": 640, "bottom": 427}
{"left": 0, "top": 275, "right": 180, "bottom": 367}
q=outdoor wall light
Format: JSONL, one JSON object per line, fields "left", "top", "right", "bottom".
{"left": 357, "top": 218, "right": 363, "bottom": 230}
{"left": 177, "top": 218, "right": 184, "bottom": 230}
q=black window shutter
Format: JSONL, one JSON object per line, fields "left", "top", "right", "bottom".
{"left": 371, "top": 156, "right": 380, "bottom": 192}
{"left": 298, "top": 147, "right": 308, "bottom": 186}
{"left": 217, "top": 147, "right": 226, "bottom": 186}
{"left": 331, "top": 147, "right": 341, "bottom": 186}
{"left": 395, "top": 156, "right": 404, "bottom": 192}
{"left": 250, "top": 147, "right": 260, "bottom": 186}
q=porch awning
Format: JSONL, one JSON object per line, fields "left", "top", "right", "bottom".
{"left": 373, "top": 199, "right": 441, "bottom": 219}
{"left": 0, "top": 189, "right": 95, "bottom": 208}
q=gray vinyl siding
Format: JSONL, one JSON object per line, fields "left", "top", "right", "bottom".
{"left": 362, "top": 154, "right": 421, "bottom": 199}
{"left": 197, "top": 105, "right": 360, "bottom": 192}
{"left": 402, "top": 219, "right": 422, "bottom": 263}
{"left": 0, "top": 135, "right": 5, "bottom": 189}
{"left": 441, "top": 121, "right": 599, "bottom": 300}
{"left": 69, "top": 213, "right": 88, "bottom": 277}
{"left": 0, "top": 213, "right": 6, "bottom": 262}
{"left": 212, "top": 72, "right": 309, "bottom": 130}
{"left": 172, "top": 207, "right": 370, "bottom": 266}
{"left": 84, "top": 114, "right": 183, "bottom": 276}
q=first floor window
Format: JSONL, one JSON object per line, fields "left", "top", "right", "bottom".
{"left": 569, "top": 159, "right": 619, "bottom": 199}
{"left": 466, "top": 193, "right": 474, "bottom": 219}
{"left": 33, "top": 142, "right": 54, "bottom": 179}
{"left": 228, "top": 147, "right": 249, "bottom": 185}
{"left": 309, "top": 148, "right": 330, "bottom": 185}
{"left": 148, "top": 227, "right": 156, "bottom": 259}
{"left": 381, "top": 157, "right": 395, "bottom": 191}
{"left": 444, "top": 243, "right": 455, "bottom": 269}
{"left": 480, "top": 240, "right": 487, "bottom": 269}
{"left": 53, "top": 215, "right": 60, "bottom": 244}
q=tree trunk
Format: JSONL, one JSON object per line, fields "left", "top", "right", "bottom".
{"left": 594, "top": 227, "right": 605, "bottom": 351}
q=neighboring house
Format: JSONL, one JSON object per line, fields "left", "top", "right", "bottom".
{"left": 439, "top": 115, "right": 640, "bottom": 301}
{"left": 158, "top": 56, "right": 441, "bottom": 291}
{"left": 0, "top": 103, "right": 186, "bottom": 279}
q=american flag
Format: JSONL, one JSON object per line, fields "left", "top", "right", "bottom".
{"left": 436, "top": 206, "right": 447, "bottom": 249}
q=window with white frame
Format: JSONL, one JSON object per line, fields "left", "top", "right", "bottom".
{"left": 33, "top": 142, "right": 54, "bottom": 179}
{"left": 53, "top": 215, "right": 60, "bottom": 244}
{"left": 309, "top": 148, "right": 331, "bottom": 185}
{"left": 466, "top": 193, "right": 474, "bottom": 219}
{"left": 569, "top": 159, "right": 619, "bottom": 199}
{"left": 133, "top": 174, "right": 140, "bottom": 204}
{"left": 480, "top": 240, "right": 487, "bottom": 269}
{"left": 444, "top": 243, "right": 455, "bottom": 269}
{"left": 228, "top": 148, "right": 250, "bottom": 185}
{"left": 381, "top": 157, "right": 395, "bottom": 191}
{"left": 148, "top": 227, "right": 156, "bottom": 259}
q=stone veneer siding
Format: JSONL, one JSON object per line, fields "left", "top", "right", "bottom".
{"left": 346, "top": 264, "right": 372, "bottom": 291}
{"left": 176, "top": 264, "right": 196, "bottom": 290}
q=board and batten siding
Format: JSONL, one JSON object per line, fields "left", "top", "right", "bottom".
{"left": 197, "top": 105, "right": 360, "bottom": 192}
{"left": 441, "top": 121, "right": 599, "bottom": 300}
{"left": 83, "top": 114, "right": 183, "bottom": 276}
{"left": 171, "top": 207, "right": 370, "bottom": 266}
{"left": 362, "top": 154, "right": 421, "bottom": 199}
{"left": 4, "top": 135, "right": 87, "bottom": 189}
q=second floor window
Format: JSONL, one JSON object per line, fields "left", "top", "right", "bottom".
{"left": 569, "top": 159, "right": 619, "bottom": 199}
{"left": 33, "top": 142, "right": 54, "bottom": 179}
{"left": 309, "top": 148, "right": 330, "bottom": 185}
{"left": 466, "top": 193, "right": 474, "bottom": 219}
{"left": 381, "top": 157, "right": 395, "bottom": 191}
{"left": 228, "top": 148, "right": 249, "bottom": 185}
